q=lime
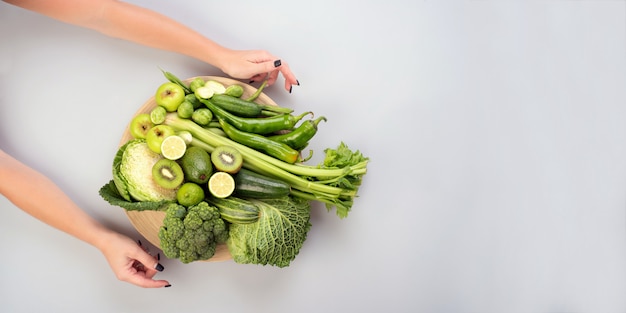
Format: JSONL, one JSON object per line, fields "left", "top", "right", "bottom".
{"left": 177, "top": 182, "right": 205, "bottom": 207}
{"left": 208, "top": 172, "right": 235, "bottom": 198}
{"left": 160, "top": 135, "right": 187, "bottom": 160}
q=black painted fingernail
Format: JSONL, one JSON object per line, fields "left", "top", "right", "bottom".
{"left": 164, "top": 284, "right": 172, "bottom": 288}
{"left": 137, "top": 239, "right": 142, "bottom": 246}
{"left": 274, "top": 59, "right": 281, "bottom": 67}
{"left": 157, "top": 253, "right": 161, "bottom": 261}
{"left": 155, "top": 263, "right": 164, "bottom": 271}
{"left": 296, "top": 80, "right": 300, "bottom": 86}
{"left": 289, "top": 86, "right": 292, "bottom": 93}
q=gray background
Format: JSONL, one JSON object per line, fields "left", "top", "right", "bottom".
{"left": 1, "top": 1, "right": 625, "bottom": 312}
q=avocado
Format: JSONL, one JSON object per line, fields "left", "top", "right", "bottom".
{"left": 179, "top": 146, "right": 213, "bottom": 184}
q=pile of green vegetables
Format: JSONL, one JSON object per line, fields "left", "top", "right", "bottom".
{"left": 99, "top": 70, "right": 368, "bottom": 267}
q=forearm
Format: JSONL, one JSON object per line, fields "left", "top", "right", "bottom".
{"left": 3, "top": 0, "right": 230, "bottom": 70}
{"left": 97, "top": 1, "right": 230, "bottom": 69}
{"left": 0, "top": 150, "right": 114, "bottom": 251}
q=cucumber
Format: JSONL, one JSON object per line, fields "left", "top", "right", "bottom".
{"left": 233, "top": 168, "right": 291, "bottom": 199}
{"left": 209, "top": 94, "right": 262, "bottom": 117}
{"left": 208, "top": 196, "right": 259, "bottom": 224}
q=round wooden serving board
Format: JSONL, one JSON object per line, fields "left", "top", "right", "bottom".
{"left": 119, "top": 76, "right": 278, "bottom": 262}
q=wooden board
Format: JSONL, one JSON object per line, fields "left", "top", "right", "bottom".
{"left": 119, "top": 76, "right": 277, "bottom": 262}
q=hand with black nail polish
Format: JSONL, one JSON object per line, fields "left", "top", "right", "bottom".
{"left": 4, "top": 0, "right": 300, "bottom": 94}
{"left": 99, "top": 231, "right": 171, "bottom": 288}
{"left": 1, "top": 0, "right": 302, "bottom": 291}
{"left": 216, "top": 49, "right": 300, "bottom": 93}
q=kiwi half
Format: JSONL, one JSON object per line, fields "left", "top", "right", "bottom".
{"left": 211, "top": 145, "right": 243, "bottom": 174}
{"left": 152, "top": 158, "right": 184, "bottom": 189}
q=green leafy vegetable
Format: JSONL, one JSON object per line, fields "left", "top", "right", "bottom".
{"left": 99, "top": 180, "right": 172, "bottom": 211}
{"left": 227, "top": 196, "right": 311, "bottom": 267}
{"left": 158, "top": 201, "right": 229, "bottom": 263}
{"left": 112, "top": 139, "right": 178, "bottom": 202}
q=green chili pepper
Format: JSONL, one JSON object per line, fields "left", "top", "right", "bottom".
{"left": 246, "top": 80, "right": 267, "bottom": 102}
{"left": 267, "top": 116, "right": 327, "bottom": 150}
{"left": 200, "top": 98, "right": 311, "bottom": 135}
{"left": 217, "top": 117, "right": 301, "bottom": 164}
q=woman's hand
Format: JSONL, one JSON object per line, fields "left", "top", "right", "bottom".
{"left": 218, "top": 49, "right": 300, "bottom": 93}
{"left": 4, "top": 0, "right": 300, "bottom": 93}
{"left": 98, "top": 231, "right": 171, "bottom": 288}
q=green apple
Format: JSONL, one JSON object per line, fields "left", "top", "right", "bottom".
{"left": 155, "top": 82, "right": 185, "bottom": 112}
{"left": 145, "top": 124, "right": 175, "bottom": 154}
{"left": 129, "top": 113, "right": 154, "bottom": 139}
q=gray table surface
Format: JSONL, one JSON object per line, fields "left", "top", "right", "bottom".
{"left": 1, "top": 1, "right": 625, "bottom": 312}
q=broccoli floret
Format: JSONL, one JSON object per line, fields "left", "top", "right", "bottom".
{"left": 183, "top": 210, "right": 203, "bottom": 230}
{"left": 158, "top": 227, "right": 179, "bottom": 258}
{"left": 212, "top": 221, "right": 229, "bottom": 244}
{"left": 158, "top": 201, "right": 229, "bottom": 263}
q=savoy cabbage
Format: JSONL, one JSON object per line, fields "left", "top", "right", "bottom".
{"left": 227, "top": 196, "right": 311, "bottom": 267}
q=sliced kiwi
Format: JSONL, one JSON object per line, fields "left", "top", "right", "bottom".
{"left": 211, "top": 145, "right": 243, "bottom": 174}
{"left": 152, "top": 158, "right": 184, "bottom": 189}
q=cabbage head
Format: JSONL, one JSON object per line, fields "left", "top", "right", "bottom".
{"left": 112, "top": 139, "right": 177, "bottom": 202}
{"left": 227, "top": 196, "right": 311, "bottom": 268}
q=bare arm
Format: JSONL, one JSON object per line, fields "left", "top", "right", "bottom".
{"left": 3, "top": 0, "right": 299, "bottom": 90}
{"left": 0, "top": 149, "right": 170, "bottom": 288}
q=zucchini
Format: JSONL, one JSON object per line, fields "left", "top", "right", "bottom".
{"left": 233, "top": 168, "right": 291, "bottom": 199}
{"left": 208, "top": 196, "right": 259, "bottom": 224}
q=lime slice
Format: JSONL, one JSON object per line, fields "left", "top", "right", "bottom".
{"left": 160, "top": 135, "right": 187, "bottom": 160}
{"left": 208, "top": 172, "right": 235, "bottom": 198}
{"left": 177, "top": 182, "right": 205, "bottom": 207}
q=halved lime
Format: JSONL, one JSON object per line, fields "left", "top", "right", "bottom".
{"left": 208, "top": 172, "right": 235, "bottom": 198}
{"left": 160, "top": 135, "right": 187, "bottom": 160}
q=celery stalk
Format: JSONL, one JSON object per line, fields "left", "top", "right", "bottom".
{"left": 163, "top": 113, "right": 367, "bottom": 218}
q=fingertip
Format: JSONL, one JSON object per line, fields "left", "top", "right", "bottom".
{"left": 156, "top": 279, "right": 172, "bottom": 288}
{"left": 150, "top": 280, "right": 172, "bottom": 289}
{"left": 154, "top": 263, "right": 164, "bottom": 272}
